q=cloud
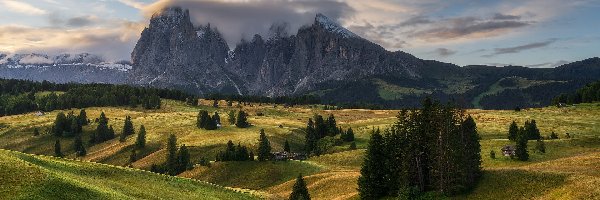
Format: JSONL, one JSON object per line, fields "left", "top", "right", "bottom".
{"left": 0, "top": 21, "right": 145, "bottom": 61}
{"left": 66, "top": 16, "right": 99, "bottom": 27}
{"left": 117, "top": 0, "right": 147, "bottom": 10}
{"left": 0, "top": 0, "right": 48, "bottom": 15}
{"left": 141, "top": 0, "right": 354, "bottom": 47}
{"left": 399, "top": 15, "right": 432, "bottom": 27}
{"left": 492, "top": 13, "right": 521, "bottom": 20}
{"left": 19, "top": 55, "right": 54, "bottom": 65}
{"left": 433, "top": 48, "right": 457, "bottom": 57}
{"left": 483, "top": 39, "right": 557, "bottom": 57}
{"left": 411, "top": 16, "right": 530, "bottom": 41}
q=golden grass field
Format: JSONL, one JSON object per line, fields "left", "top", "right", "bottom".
{"left": 1, "top": 99, "right": 599, "bottom": 199}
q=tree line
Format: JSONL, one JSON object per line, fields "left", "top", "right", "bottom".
{"left": 358, "top": 98, "right": 481, "bottom": 199}
{"left": 206, "top": 93, "right": 320, "bottom": 106}
{"left": 0, "top": 78, "right": 191, "bottom": 116}
{"left": 553, "top": 80, "right": 600, "bottom": 105}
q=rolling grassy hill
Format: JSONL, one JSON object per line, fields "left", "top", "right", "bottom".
{"left": 0, "top": 149, "right": 258, "bottom": 200}
{"left": 1, "top": 98, "right": 600, "bottom": 199}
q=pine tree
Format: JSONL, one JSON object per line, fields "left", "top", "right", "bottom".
{"left": 508, "top": 121, "right": 518, "bottom": 141}
{"left": 326, "top": 114, "right": 337, "bottom": 136}
{"left": 135, "top": 125, "right": 146, "bottom": 149}
{"left": 305, "top": 118, "right": 317, "bottom": 154}
{"left": 236, "top": 110, "right": 250, "bottom": 128}
{"left": 289, "top": 174, "right": 311, "bottom": 200}
{"left": 349, "top": 142, "right": 357, "bottom": 150}
{"left": 205, "top": 115, "right": 218, "bottom": 130}
{"left": 213, "top": 112, "right": 221, "bottom": 125}
{"left": 358, "top": 130, "right": 387, "bottom": 199}
{"left": 53, "top": 112, "right": 68, "bottom": 137}
{"left": 70, "top": 118, "right": 81, "bottom": 137}
{"left": 73, "top": 134, "right": 86, "bottom": 156}
{"left": 197, "top": 110, "right": 209, "bottom": 129}
{"left": 78, "top": 109, "right": 88, "bottom": 126}
{"left": 228, "top": 110, "right": 236, "bottom": 125}
{"left": 120, "top": 116, "right": 135, "bottom": 142}
{"left": 515, "top": 127, "right": 529, "bottom": 161}
{"left": 257, "top": 129, "right": 272, "bottom": 161}
{"left": 490, "top": 150, "right": 496, "bottom": 159}
{"left": 54, "top": 139, "right": 63, "bottom": 157}
{"left": 33, "top": 128, "right": 40, "bottom": 136}
{"left": 176, "top": 145, "right": 191, "bottom": 173}
{"left": 213, "top": 100, "right": 219, "bottom": 108}
{"left": 525, "top": 120, "right": 541, "bottom": 140}
{"left": 461, "top": 115, "right": 482, "bottom": 190}
{"left": 93, "top": 112, "right": 110, "bottom": 143}
{"left": 550, "top": 131, "right": 559, "bottom": 139}
{"left": 166, "top": 134, "right": 178, "bottom": 175}
{"left": 108, "top": 125, "right": 116, "bottom": 140}
{"left": 284, "top": 140, "right": 291, "bottom": 152}
{"left": 343, "top": 127, "right": 355, "bottom": 142}
{"left": 314, "top": 114, "right": 326, "bottom": 139}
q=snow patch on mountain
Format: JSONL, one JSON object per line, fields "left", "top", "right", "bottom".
{"left": 315, "top": 13, "right": 358, "bottom": 38}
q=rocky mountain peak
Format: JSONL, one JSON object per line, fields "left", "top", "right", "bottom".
{"left": 149, "top": 7, "right": 191, "bottom": 31}
{"left": 314, "top": 13, "right": 358, "bottom": 38}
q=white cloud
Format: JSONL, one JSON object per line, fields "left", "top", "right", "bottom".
{"left": 0, "top": 0, "right": 48, "bottom": 15}
{"left": 117, "top": 0, "right": 148, "bottom": 10}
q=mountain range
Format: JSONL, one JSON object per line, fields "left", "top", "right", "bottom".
{"left": 1, "top": 7, "right": 599, "bottom": 109}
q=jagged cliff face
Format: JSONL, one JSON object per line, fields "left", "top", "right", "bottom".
{"left": 130, "top": 7, "right": 240, "bottom": 95}
{"left": 224, "top": 14, "right": 422, "bottom": 96}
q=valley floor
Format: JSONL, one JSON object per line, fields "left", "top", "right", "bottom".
{"left": 1, "top": 100, "right": 599, "bottom": 199}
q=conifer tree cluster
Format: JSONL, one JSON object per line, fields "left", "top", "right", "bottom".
{"left": 51, "top": 109, "right": 89, "bottom": 157}
{"left": 508, "top": 119, "right": 543, "bottom": 160}
{"left": 216, "top": 140, "right": 254, "bottom": 161}
{"left": 119, "top": 116, "right": 135, "bottom": 142}
{"left": 51, "top": 110, "right": 87, "bottom": 137}
{"left": 304, "top": 114, "right": 352, "bottom": 154}
{"left": 90, "top": 112, "right": 115, "bottom": 144}
{"left": 196, "top": 110, "right": 219, "bottom": 130}
{"left": 152, "top": 134, "right": 192, "bottom": 175}
{"left": 227, "top": 110, "right": 236, "bottom": 125}
{"left": 358, "top": 98, "right": 482, "bottom": 199}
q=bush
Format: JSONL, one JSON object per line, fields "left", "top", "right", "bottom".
{"left": 490, "top": 150, "right": 496, "bottom": 159}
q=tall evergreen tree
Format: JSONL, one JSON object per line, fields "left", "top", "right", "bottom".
{"left": 166, "top": 134, "right": 178, "bottom": 175}
{"left": 284, "top": 140, "right": 291, "bottom": 152}
{"left": 228, "top": 110, "right": 236, "bottom": 125}
{"left": 525, "top": 120, "right": 541, "bottom": 140}
{"left": 54, "top": 139, "right": 63, "bottom": 157}
{"left": 358, "top": 130, "right": 387, "bottom": 199}
{"left": 92, "top": 112, "right": 110, "bottom": 143}
{"left": 326, "top": 114, "right": 337, "bottom": 136}
{"left": 515, "top": 127, "right": 529, "bottom": 161}
{"left": 305, "top": 118, "right": 318, "bottom": 154}
{"left": 197, "top": 110, "right": 210, "bottom": 129}
{"left": 205, "top": 115, "right": 218, "bottom": 130}
{"left": 508, "top": 121, "right": 518, "bottom": 141}
{"left": 257, "top": 129, "right": 272, "bottom": 161}
{"left": 236, "top": 110, "right": 250, "bottom": 128}
{"left": 135, "top": 125, "right": 146, "bottom": 149}
{"left": 289, "top": 174, "right": 311, "bottom": 200}
{"left": 73, "top": 134, "right": 86, "bottom": 156}
{"left": 176, "top": 145, "right": 191, "bottom": 173}
{"left": 343, "top": 127, "right": 355, "bottom": 142}
{"left": 78, "top": 109, "right": 88, "bottom": 126}
{"left": 53, "top": 112, "right": 68, "bottom": 137}
{"left": 461, "top": 115, "right": 482, "bottom": 190}
{"left": 120, "top": 116, "right": 135, "bottom": 142}
{"left": 314, "top": 114, "right": 327, "bottom": 139}
{"left": 213, "top": 112, "right": 221, "bottom": 125}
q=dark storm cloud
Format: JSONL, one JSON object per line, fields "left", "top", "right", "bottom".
{"left": 483, "top": 39, "right": 557, "bottom": 57}
{"left": 433, "top": 48, "right": 457, "bottom": 57}
{"left": 410, "top": 15, "right": 530, "bottom": 41}
{"left": 145, "top": 0, "right": 354, "bottom": 46}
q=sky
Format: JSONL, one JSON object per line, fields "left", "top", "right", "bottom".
{"left": 0, "top": 0, "right": 598, "bottom": 67}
